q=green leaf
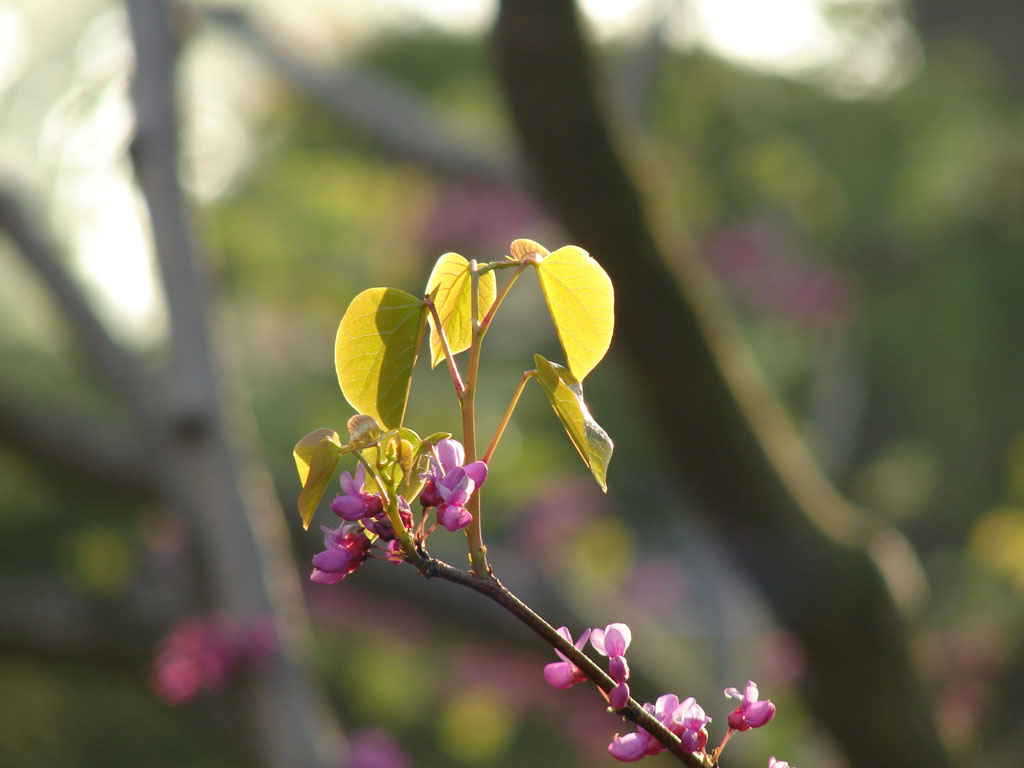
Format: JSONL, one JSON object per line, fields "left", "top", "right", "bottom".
{"left": 335, "top": 288, "right": 428, "bottom": 429}
{"left": 533, "top": 245, "right": 614, "bottom": 382}
{"left": 533, "top": 354, "right": 613, "bottom": 491}
{"left": 425, "top": 252, "right": 496, "bottom": 368}
{"left": 293, "top": 429, "right": 346, "bottom": 529}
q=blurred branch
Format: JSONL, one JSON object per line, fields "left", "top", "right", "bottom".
{"left": 0, "top": 576, "right": 185, "bottom": 666}
{"left": 125, "top": 2, "right": 340, "bottom": 766}
{"left": 202, "top": 6, "right": 522, "bottom": 187}
{"left": 0, "top": 188, "right": 152, "bottom": 408}
{"left": 0, "top": 380, "right": 155, "bottom": 494}
{"left": 492, "top": 2, "right": 949, "bottom": 767}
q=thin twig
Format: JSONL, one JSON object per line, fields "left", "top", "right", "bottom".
{"left": 417, "top": 553, "right": 710, "bottom": 767}
{"left": 0, "top": 188, "right": 153, "bottom": 407}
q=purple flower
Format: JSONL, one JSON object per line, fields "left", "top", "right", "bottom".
{"left": 610, "top": 681, "right": 630, "bottom": 709}
{"left": 769, "top": 758, "right": 792, "bottom": 768}
{"left": 363, "top": 497, "right": 413, "bottom": 541}
{"left": 724, "top": 680, "right": 775, "bottom": 731}
{"left": 421, "top": 438, "right": 487, "bottom": 531}
{"left": 310, "top": 523, "right": 370, "bottom": 584}
{"left": 330, "top": 464, "right": 382, "bottom": 521}
{"left": 608, "top": 731, "right": 647, "bottom": 762}
{"left": 672, "top": 697, "right": 711, "bottom": 754}
{"left": 591, "top": 622, "right": 631, "bottom": 684}
{"left": 607, "top": 693, "right": 712, "bottom": 762}
{"left": 543, "top": 626, "right": 592, "bottom": 689}
{"left": 608, "top": 694, "right": 683, "bottom": 761}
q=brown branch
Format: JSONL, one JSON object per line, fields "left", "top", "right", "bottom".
{"left": 124, "top": 2, "right": 340, "bottom": 766}
{"left": 419, "top": 554, "right": 709, "bottom": 767}
{"left": 0, "top": 188, "right": 152, "bottom": 408}
{"left": 202, "top": 6, "right": 521, "bottom": 187}
{"left": 0, "top": 378, "right": 156, "bottom": 493}
{"left": 492, "top": 2, "right": 950, "bottom": 767}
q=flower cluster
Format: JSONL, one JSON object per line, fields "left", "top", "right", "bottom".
{"left": 609, "top": 694, "right": 711, "bottom": 762}
{"left": 542, "top": 622, "right": 780, "bottom": 764}
{"left": 151, "top": 615, "right": 276, "bottom": 705}
{"left": 418, "top": 438, "right": 488, "bottom": 532}
{"left": 311, "top": 438, "right": 486, "bottom": 583}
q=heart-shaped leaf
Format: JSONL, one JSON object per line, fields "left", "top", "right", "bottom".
{"left": 533, "top": 245, "right": 614, "bottom": 382}
{"left": 294, "top": 428, "right": 346, "bottom": 529}
{"left": 335, "top": 288, "right": 428, "bottom": 429}
{"left": 533, "top": 354, "right": 613, "bottom": 491}
{"left": 425, "top": 252, "right": 496, "bottom": 368}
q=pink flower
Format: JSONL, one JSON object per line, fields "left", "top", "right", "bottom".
{"left": 724, "top": 680, "right": 775, "bottom": 731}
{"left": 672, "top": 697, "right": 711, "bottom": 754}
{"left": 421, "top": 438, "right": 487, "bottom": 531}
{"left": 310, "top": 523, "right": 371, "bottom": 584}
{"left": 609, "top": 693, "right": 699, "bottom": 762}
{"left": 543, "top": 626, "right": 592, "bottom": 689}
{"left": 330, "top": 464, "right": 382, "bottom": 521}
{"left": 608, "top": 730, "right": 647, "bottom": 762}
{"left": 610, "top": 681, "right": 630, "bottom": 709}
{"left": 769, "top": 758, "right": 792, "bottom": 768}
{"left": 591, "top": 622, "right": 631, "bottom": 684}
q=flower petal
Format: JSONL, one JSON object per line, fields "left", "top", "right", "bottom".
{"left": 608, "top": 732, "right": 647, "bottom": 762}
{"left": 544, "top": 661, "right": 580, "bottom": 689}
{"left": 463, "top": 460, "right": 488, "bottom": 486}
{"left": 435, "top": 438, "right": 465, "bottom": 473}
{"left": 603, "top": 623, "right": 632, "bottom": 656}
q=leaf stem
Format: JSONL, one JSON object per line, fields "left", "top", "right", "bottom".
{"left": 462, "top": 260, "right": 489, "bottom": 576}
{"left": 423, "top": 296, "right": 465, "bottom": 397}
{"left": 483, "top": 370, "right": 535, "bottom": 464}
{"left": 479, "top": 261, "right": 528, "bottom": 334}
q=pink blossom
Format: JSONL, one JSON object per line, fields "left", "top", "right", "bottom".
{"left": 310, "top": 523, "right": 371, "bottom": 584}
{"left": 591, "top": 622, "right": 631, "bottom": 684}
{"left": 769, "top": 758, "right": 792, "bottom": 768}
{"left": 724, "top": 680, "right": 776, "bottom": 731}
{"left": 610, "top": 682, "right": 631, "bottom": 709}
{"left": 543, "top": 626, "right": 592, "bottom": 689}
{"left": 607, "top": 693, "right": 711, "bottom": 762}
{"left": 672, "top": 697, "right": 711, "bottom": 754}
{"left": 421, "top": 438, "right": 488, "bottom": 531}
{"left": 330, "top": 464, "right": 382, "bottom": 521}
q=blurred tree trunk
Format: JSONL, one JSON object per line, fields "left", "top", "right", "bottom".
{"left": 493, "top": 2, "right": 951, "bottom": 767}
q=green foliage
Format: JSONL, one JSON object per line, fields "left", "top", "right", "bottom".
{"left": 293, "top": 428, "right": 346, "bottom": 529}
{"left": 425, "top": 252, "right": 496, "bottom": 367}
{"left": 532, "top": 354, "right": 614, "bottom": 492}
{"left": 531, "top": 245, "right": 615, "bottom": 382}
{"left": 335, "top": 288, "right": 428, "bottom": 429}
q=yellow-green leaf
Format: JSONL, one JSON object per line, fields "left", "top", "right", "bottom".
{"left": 335, "top": 288, "right": 428, "bottom": 429}
{"left": 508, "top": 238, "right": 549, "bottom": 261}
{"left": 533, "top": 354, "right": 613, "bottom": 491}
{"left": 533, "top": 245, "right": 614, "bottom": 382}
{"left": 293, "top": 429, "right": 345, "bottom": 529}
{"left": 425, "top": 252, "right": 496, "bottom": 368}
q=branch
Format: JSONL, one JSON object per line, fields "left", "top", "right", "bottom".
{"left": 0, "top": 575, "right": 187, "bottom": 666}
{"left": 125, "top": 3, "right": 341, "bottom": 766}
{"left": 492, "top": 2, "right": 949, "bottom": 767}
{"left": 419, "top": 555, "right": 709, "bottom": 767}
{"left": 0, "top": 188, "right": 152, "bottom": 408}
{"left": 202, "top": 7, "right": 521, "bottom": 187}
{"left": 0, "top": 379, "right": 156, "bottom": 494}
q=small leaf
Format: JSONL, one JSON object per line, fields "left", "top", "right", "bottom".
{"left": 533, "top": 245, "right": 614, "bottom": 382}
{"left": 293, "top": 429, "right": 346, "bottom": 529}
{"left": 425, "top": 253, "right": 496, "bottom": 368}
{"left": 533, "top": 354, "right": 613, "bottom": 491}
{"left": 335, "top": 288, "right": 428, "bottom": 429}
{"left": 508, "top": 238, "right": 549, "bottom": 261}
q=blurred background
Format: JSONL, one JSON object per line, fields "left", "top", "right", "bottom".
{"left": 1, "top": 1, "right": 1022, "bottom": 767}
